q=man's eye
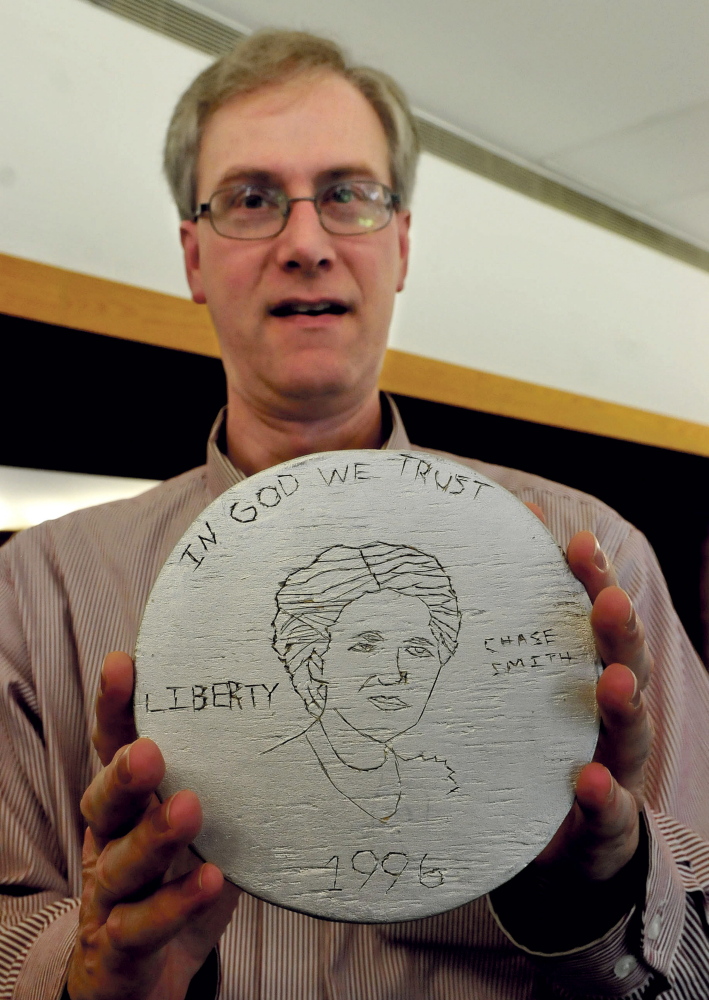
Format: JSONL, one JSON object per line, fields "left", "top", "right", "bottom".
{"left": 326, "top": 184, "right": 360, "bottom": 204}
{"left": 239, "top": 187, "right": 280, "bottom": 209}
{"left": 222, "top": 187, "right": 278, "bottom": 211}
{"left": 404, "top": 645, "right": 434, "bottom": 658}
{"left": 243, "top": 193, "right": 267, "bottom": 209}
{"left": 349, "top": 642, "right": 375, "bottom": 652}
{"left": 332, "top": 187, "right": 355, "bottom": 205}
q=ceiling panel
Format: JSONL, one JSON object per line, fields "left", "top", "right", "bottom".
{"left": 651, "top": 190, "right": 709, "bottom": 251}
{"left": 178, "top": 0, "right": 709, "bottom": 249}
{"left": 543, "top": 101, "right": 709, "bottom": 207}
{"left": 186, "top": 0, "right": 709, "bottom": 153}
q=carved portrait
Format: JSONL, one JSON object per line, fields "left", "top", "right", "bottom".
{"left": 268, "top": 542, "right": 461, "bottom": 822}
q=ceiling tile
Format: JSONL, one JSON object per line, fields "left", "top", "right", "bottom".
{"left": 542, "top": 101, "right": 709, "bottom": 207}
{"left": 186, "top": 0, "right": 709, "bottom": 159}
{"left": 177, "top": 0, "right": 709, "bottom": 249}
{"left": 648, "top": 190, "right": 709, "bottom": 251}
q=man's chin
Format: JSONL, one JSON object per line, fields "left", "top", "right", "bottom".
{"left": 265, "top": 364, "right": 376, "bottom": 412}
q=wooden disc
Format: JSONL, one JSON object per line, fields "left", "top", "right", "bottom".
{"left": 135, "top": 450, "right": 600, "bottom": 923}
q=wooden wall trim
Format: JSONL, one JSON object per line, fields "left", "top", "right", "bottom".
{"left": 3, "top": 252, "right": 709, "bottom": 458}
{"left": 379, "top": 350, "right": 709, "bottom": 458}
{"left": 0, "top": 252, "right": 220, "bottom": 357}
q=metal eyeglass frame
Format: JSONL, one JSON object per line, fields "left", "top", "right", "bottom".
{"left": 192, "top": 181, "right": 401, "bottom": 239}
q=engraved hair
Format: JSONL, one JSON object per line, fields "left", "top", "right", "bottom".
{"left": 273, "top": 543, "right": 461, "bottom": 717}
{"left": 163, "top": 28, "right": 420, "bottom": 221}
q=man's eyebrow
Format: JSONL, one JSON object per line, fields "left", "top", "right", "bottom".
{"left": 315, "top": 166, "right": 380, "bottom": 184}
{"left": 211, "top": 165, "right": 382, "bottom": 192}
{"left": 353, "top": 631, "right": 385, "bottom": 641}
{"left": 404, "top": 637, "right": 435, "bottom": 646}
{"left": 212, "top": 168, "right": 279, "bottom": 190}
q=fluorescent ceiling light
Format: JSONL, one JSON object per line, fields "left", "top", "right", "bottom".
{"left": 0, "top": 466, "right": 161, "bottom": 531}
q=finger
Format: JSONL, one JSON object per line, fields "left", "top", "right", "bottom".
{"left": 93, "top": 652, "right": 137, "bottom": 766}
{"left": 81, "top": 738, "right": 165, "bottom": 846}
{"left": 94, "top": 790, "right": 203, "bottom": 909}
{"left": 591, "top": 587, "right": 652, "bottom": 689}
{"left": 566, "top": 531, "right": 619, "bottom": 602}
{"left": 594, "top": 662, "right": 652, "bottom": 801}
{"left": 524, "top": 501, "right": 546, "bottom": 524}
{"left": 104, "top": 863, "right": 224, "bottom": 956}
{"left": 570, "top": 762, "right": 641, "bottom": 880}
{"left": 566, "top": 533, "right": 653, "bottom": 686}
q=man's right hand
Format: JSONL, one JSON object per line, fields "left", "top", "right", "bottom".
{"left": 67, "top": 652, "right": 240, "bottom": 1000}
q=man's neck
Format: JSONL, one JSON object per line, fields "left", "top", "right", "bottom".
{"left": 224, "top": 388, "right": 385, "bottom": 476}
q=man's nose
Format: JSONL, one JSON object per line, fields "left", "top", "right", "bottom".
{"left": 274, "top": 198, "right": 335, "bottom": 274}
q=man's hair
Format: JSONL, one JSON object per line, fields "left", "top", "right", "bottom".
{"left": 164, "top": 28, "right": 420, "bottom": 221}
{"left": 272, "top": 543, "right": 460, "bottom": 717}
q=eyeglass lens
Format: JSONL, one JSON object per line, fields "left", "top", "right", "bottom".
{"left": 207, "top": 181, "right": 394, "bottom": 239}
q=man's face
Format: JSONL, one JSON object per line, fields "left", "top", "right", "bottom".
{"left": 180, "top": 71, "right": 410, "bottom": 415}
{"left": 323, "top": 590, "right": 443, "bottom": 744}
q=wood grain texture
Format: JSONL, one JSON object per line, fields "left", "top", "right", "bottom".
{"left": 0, "top": 252, "right": 220, "bottom": 357}
{"left": 135, "top": 450, "right": 600, "bottom": 922}
{"left": 3, "top": 251, "right": 709, "bottom": 456}
{"left": 379, "top": 349, "right": 709, "bottom": 457}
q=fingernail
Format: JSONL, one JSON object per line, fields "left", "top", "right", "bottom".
{"left": 630, "top": 673, "right": 641, "bottom": 709}
{"left": 626, "top": 601, "right": 638, "bottom": 633}
{"left": 115, "top": 745, "right": 132, "bottom": 784}
{"left": 99, "top": 665, "right": 107, "bottom": 694}
{"left": 198, "top": 865, "right": 205, "bottom": 891}
{"left": 592, "top": 536, "right": 608, "bottom": 572}
{"left": 153, "top": 797, "right": 172, "bottom": 834}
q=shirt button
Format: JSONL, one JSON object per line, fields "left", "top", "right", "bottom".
{"left": 646, "top": 914, "right": 663, "bottom": 941}
{"left": 614, "top": 955, "right": 638, "bottom": 979}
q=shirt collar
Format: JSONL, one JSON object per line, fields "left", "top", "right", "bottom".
{"left": 205, "top": 394, "right": 411, "bottom": 501}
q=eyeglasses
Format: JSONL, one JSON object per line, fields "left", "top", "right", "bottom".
{"left": 193, "top": 180, "right": 400, "bottom": 240}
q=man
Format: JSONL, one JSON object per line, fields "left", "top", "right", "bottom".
{"left": 1, "top": 29, "right": 708, "bottom": 1000}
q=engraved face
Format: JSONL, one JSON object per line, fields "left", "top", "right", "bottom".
{"left": 322, "top": 590, "right": 443, "bottom": 743}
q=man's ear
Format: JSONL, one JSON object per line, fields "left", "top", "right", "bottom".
{"left": 395, "top": 210, "right": 411, "bottom": 293}
{"left": 180, "top": 220, "right": 207, "bottom": 305}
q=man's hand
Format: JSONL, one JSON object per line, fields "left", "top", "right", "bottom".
{"left": 538, "top": 529, "right": 653, "bottom": 881}
{"left": 67, "top": 652, "right": 240, "bottom": 1000}
{"left": 491, "top": 520, "right": 654, "bottom": 951}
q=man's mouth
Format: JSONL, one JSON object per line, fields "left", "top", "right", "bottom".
{"left": 368, "top": 695, "right": 410, "bottom": 711}
{"left": 269, "top": 299, "right": 349, "bottom": 318}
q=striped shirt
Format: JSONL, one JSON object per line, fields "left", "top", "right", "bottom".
{"left": 2, "top": 401, "right": 708, "bottom": 999}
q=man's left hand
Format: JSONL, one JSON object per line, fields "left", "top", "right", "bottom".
{"left": 539, "top": 529, "right": 653, "bottom": 882}
{"left": 490, "top": 523, "right": 654, "bottom": 950}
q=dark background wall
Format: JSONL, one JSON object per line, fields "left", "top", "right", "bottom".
{"left": 3, "top": 311, "right": 708, "bottom": 662}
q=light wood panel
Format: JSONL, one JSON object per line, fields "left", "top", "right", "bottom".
{"left": 136, "top": 449, "right": 600, "bottom": 919}
{"left": 2, "top": 252, "right": 709, "bottom": 458}
{"left": 0, "top": 252, "right": 220, "bottom": 357}
{"left": 378, "top": 350, "right": 709, "bottom": 458}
